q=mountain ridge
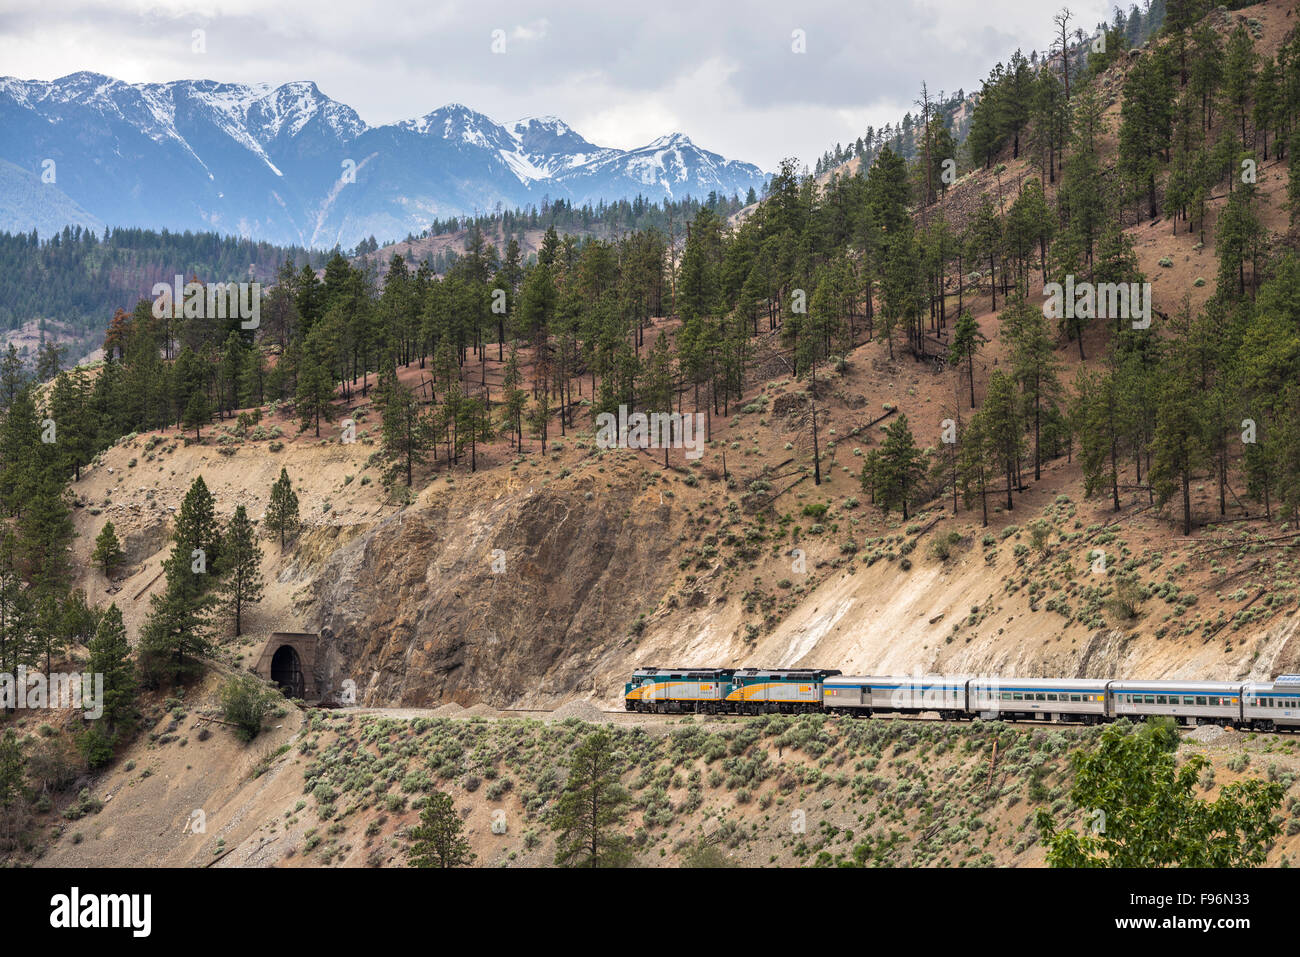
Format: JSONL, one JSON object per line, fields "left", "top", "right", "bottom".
{"left": 0, "top": 72, "right": 770, "bottom": 248}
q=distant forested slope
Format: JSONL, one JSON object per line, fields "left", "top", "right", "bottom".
{"left": 0, "top": 225, "right": 328, "bottom": 336}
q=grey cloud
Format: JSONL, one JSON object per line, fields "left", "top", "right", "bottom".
{"left": 1, "top": 0, "right": 1115, "bottom": 170}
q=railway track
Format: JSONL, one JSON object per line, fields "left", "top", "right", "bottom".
{"left": 350, "top": 706, "right": 1245, "bottom": 734}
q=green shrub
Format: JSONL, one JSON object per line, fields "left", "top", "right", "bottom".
{"left": 220, "top": 674, "right": 281, "bottom": 743}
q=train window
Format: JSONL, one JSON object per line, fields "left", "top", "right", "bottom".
{"left": 1046, "top": 693, "right": 1057, "bottom": 701}
{"left": 1155, "top": 696, "right": 1167, "bottom": 705}
{"left": 1182, "top": 697, "right": 1193, "bottom": 705}
{"left": 1195, "top": 696, "right": 1207, "bottom": 706}
{"left": 999, "top": 692, "right": 1011, "bottom": 700}
{"left": 1035, "top": 693, "right": 1045, "bottom": 701}
{"left": 1070, "top": 694, "right": 1081, "bottom": 702}
{"left": 1143, "top": 695, "right": 1155, "bottom": 704}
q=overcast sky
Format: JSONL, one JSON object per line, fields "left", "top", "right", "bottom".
{"left": 1, "top": 0, "right": 1117, "bottom": 171}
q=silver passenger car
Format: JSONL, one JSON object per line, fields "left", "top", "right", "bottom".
{"left": 967, "top": 678, "right": 1109, "bottom": 722}
{"left": 1109, "top": 680, "right": 1243, "bottom": 725}
{"left": 822, "top": 675, "right": 967, "bottom": 718}
{"left": 1242, "top": 677, "right": 1300, "bottom": 731}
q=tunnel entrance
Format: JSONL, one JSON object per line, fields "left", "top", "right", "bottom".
{"left": 270, "top": 645, "right": 304, "bottom": 699}
{"left": 252, "top": 632, "right": 319, "bottom": 701}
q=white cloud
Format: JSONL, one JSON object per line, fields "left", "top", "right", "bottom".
{"left": 0, "top": 0, "right": 1125, "bottom": 171}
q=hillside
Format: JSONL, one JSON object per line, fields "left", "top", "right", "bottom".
{"left": 27, "top": 684, "right": 1300, "bottom": 869}
{"left": 54, "top": 299, "right": 1300, "bottom": 714}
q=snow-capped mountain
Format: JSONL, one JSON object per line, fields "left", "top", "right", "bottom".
{"left": 554, "top": 132, "right": 767, "bottom": 205}
{"left": 507, "top": 116, "right": 614, "bottom": 179}
{"left": 0, "top": 73, "right": 769, "bottom": 248}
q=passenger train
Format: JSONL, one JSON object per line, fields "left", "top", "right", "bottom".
{"left": 623, "top": 667, "right": 1300, "bottom": 731}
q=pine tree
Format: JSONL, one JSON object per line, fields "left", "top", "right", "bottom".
{"left": 137, "top": 558, "right": 214, "bottom": 689}
{"left": 138, "top": 477, "right": 220, "bottom": 687}
{"left": 501, "top": 347, "right": 527, "bottom": 451}
{"left": 552, "top": 729, "right": 632, "bottom": 868}
{"left": 1072, "top": 366, "right": 1128, "bottom": 512}
{"left": 460, "top": 392, "right": 494, "bottom": 473}
{"left": 1059, "top": 88, "right": 1107, "bottom": 268}
{"left": 218, "top": 505, "right": 264, "bottom": 637}
{"left": 1223, "top": 23, "right": 1258, "bottom": 147}
{"left": 639, "top": 331, "right": 676, "bottom": 466}
{"left": 969, "top": 196, "right": 1004, "bottom": 311}
{"left": 863, "top": 414, "right": 927, "bottom": 520}
{"left": 91, "top": 520, "right": 124, "bottom": 577}
{"left": 19, "top": 467, "right": 74, "bottom": 598}
{"left": 0, "top": 387, "right": 40, "bottom": 516}
{"left": 981, "top": 370, "right": 1025, "bottom": 511}
{"left": 1253, "top": 57, "right": 1279, "bottom": 160}
{"left": 948, "top": 311, "right": 988, "bottom": 408}
{"left": 0, "top": 527, "right": 30, "bottom": 684}
{"left": 265, "top": 467, "right": 300, "bottom": 549}
{"left": 174, "top": 476, "right": 221, "bottom": 572}
{"left": 295, "top": 344, "right": 335, "bottom": 437}
{"left": 35, "top": 340, "right": 64, "bottom": 382}
{"left": 378, "top": 372, "right": 434, "bottom": 487}
{"left": 408, "top": 789, "right": 476, "bottom": 868}
{"left": 957, "top": 412, "right": 992, "bottom": 526}
{"left": 0, "top": 344, "right": 25, "bottom": 409}
{"left": 79, "top": 603, "right": 138, "bottom": 768}
{"left": 1216, "top": 182, "right": 1265, "bottom": 299}
{"left": 183, "top": 387, "right": 209, "bottom": 440}
{"left": 47, "top": 370, "right": 93, "bottom": 480}
{"left": 1289, "top": 125, "right": 1300, "bottom": 226}
{"left": 0, "top": 729, "right": 25, "bottom": 847}
{"left": 1119, "top": 48, "right": 1175, "bottom": 220}
{"left": 1004, "top": 299, "right": 1063, "bottom": 481}
{"left": 526, "top": 391, "right": 551, "bottom": 451}
{"left": 1150, "top": 352, "right": 1210, "bottom": 536}
{"left": 32, "top": 593, "right": 63, "bottom": 677}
